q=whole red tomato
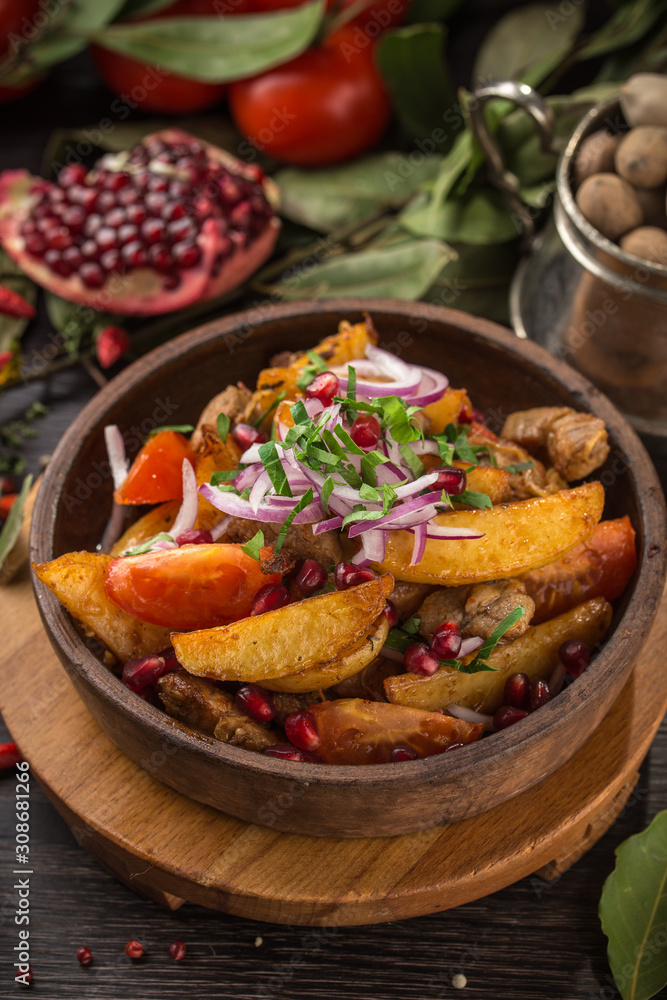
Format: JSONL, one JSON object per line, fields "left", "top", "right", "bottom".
{"left": 91, "top": 0, "right": 254, "bottom": 115}
{"left": 228, "top": 25, "right": 392, "bottom": 166}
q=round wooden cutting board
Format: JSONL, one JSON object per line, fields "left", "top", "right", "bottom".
{"left": 2, "top": 569, "right": 666, "bottom": 927}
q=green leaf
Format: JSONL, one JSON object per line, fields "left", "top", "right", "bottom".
{"left": 402, "top": 188, "right": 520, "bottom": 245}
{"left": 456, "top": 489, "right": 492, "bottom": 510}
{"left": 376, "top": 25, "right": 456, "bottom": 147}
{"left": 578, "top": 0, "right": 664, "bottom": 61}
{"left": 217, "top": 413, "right": 230, "bottom": 443}
{"left": 91, "top": 0, "right": 325, "bottom": 82}
{"left": 275, "top": 152, "right": 443, "bottom": 234}
{"left": 600, "top": 810, "right": 667, "bottom": 1000}
{"left": 210, "top": 470, "right": 237, "bottom": 485}
{"left": 0, "top": 250, "right": 37, "bottom": 355}
{"left": 63, "top": 0, "right": 129, "bottom": 31}
{"left": 0, "top": 474, "right": 33, "bottom": 572}
{"left": 274, "top": 488, "right": 313, "bottom": 555}
{"left": 253, "top": 389, "right": 285, "bottom": 427}
{"left": 147, "top": 424, "right": 194, "bottom": 437}
{"left": 473, "top": 2, "right": 585, "bottom": 88}
{"left": 259, "top": 441, "right": 292, "bottom": 497}
{"left": 273, "top": 239, "right": 456, "bottom": 301}
{"left": 241, "top": 529, "right": 265, "bottom": 562}
{"left": 459, "top": 606, "right": 526, "bottom": 674}
{"left": 320, "top": 475, "right": 334, "bottom": 514}
{"left": 123, "top": 532, "right": 175, "bottom": 556}
{"left": 45, "top": 293, "right": 114, "bottom": 358}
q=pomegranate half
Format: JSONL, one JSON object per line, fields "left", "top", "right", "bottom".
{"left": 0, "top": 129, "right": 280, "bottom": 315}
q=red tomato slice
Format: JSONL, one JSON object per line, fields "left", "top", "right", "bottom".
{"left": 114, "top": 431, "right": 195, "bottom": 506}
{"left": 307, "top": 698, "right": 482, "bottom": 765}
{"left": 522, "top": 516, "right": 637, "bottom": 624}
{"left": 105, "top": 544, "right": 281, "bottom": 630}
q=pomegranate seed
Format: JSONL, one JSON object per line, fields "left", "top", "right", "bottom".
{"left": 100, "top": 249, "right": 122, "bottom": 273}
{"left": 122, "top": 653, "right": 175, "bottom": 692}
{"left": 493, "top": 705, "right": 529, "bottom": 730}
{"left": 245, "top": 163, "right": 265, "bottom": 182}
{"left": 25, "top": 234, "right": 46, "bottom": 256}
{"left": 294, "top": 558, "right": 327, "bottom": 596}
{"left": 133, "top": 170, "right": 151, "bottom": 190}
{"left": 77, "top": 946, "right": 93, "bottom": 966}
{"left": 333, "top": 561, "right": 376, "bottom": 590}
{"left": 172, "top": 240, "right": 201, "bottom": 268}
{"left": 236, "top": 683, "right": 276, "bottom": 723}
{"left": 148, "top": 175, "right": 170, "bottom": 192}
{"left": 471, "top": 407, "right": 485, "bottom": 423}
{"left": 232, "top": 423, "right": 266, "bottom": 450}
{"left": 350, "top": 414, "right": 382, "bottom": 449}
{"left": 383, "top": 599, "right": 400, "bottom": 627}
{"left": 390, "top": 744, "right": 419, "bottom": 761}
{"left": 431, "top": 621, "right": 462, "bottom": 659}
{"left": 251, "top": 582, "right": 290, "bottom": 616}
{"left": 83, "top": 213, "right": 103, "bottom": 237}
{"left": 81, "top": 239, "right": 100, "bottom": 259}
{"left": 118, "top": 186, "right": 140, "bottom": 206}
{"left": 79, "top": 262, "right": 105, "bottom": 288}
{"left": 148, "top": 243, "right": 172, "bottom": 270}
{"left": 142, "top": 217, "right": 166, "bottom": 244}
{"left": 230, "top": 200, "right": 252, "bottom": 228}
{"left": 58, "top": 163, "right": 87, "bottom": 186}
{"left": 122, "top": 241, "right": 147, "bottom": 268}
{"left": 219, "top": 177, "right": 241, "bottom": 203}
{"left": 104, "top": 171, "right": 130, "bottom": 191}
{"left": 304, "top": 371, "right": 339, "bottom": 407}
{"left": 163, "top": 272, "right": 181, "bottom": 290}
{"left": 176, "top": 527, "right": 213, "bottom": 545}
{"left": 104, "top": 207, "right": 126, "bottom": 228}
{"left": 96, "top": 226, "right": 119, "bottom": 250}
{"left": 126, "top": 203, "right": 147, "bottom": 225}
{"left": 530, "top": 679, "right": 551, "bottom": 711}
{"left": 157, "top": 646, "right": 180, "bottom": 671}
{"left": 169, "top": 940, "right": 186, "bottom": 961}
{"left": 284, "top": 711, "right": 321, "bottom": 751}
{"left": 146, "top": 191, "right": 168, "bottom": 214}
{"left": 404, "top": 643, "right": 440, "bottom": 676}
{"left": 168, "top": 217, "right": 196, "bottom": 241}
{"left": 559, "top": 638, "right": 591, "bottom": 677}
{"left": 45, "top": 249, "right": 71, "bottom": 276}
{"left": 118, "top": 224, "right": 139, "bottom": 244}
{"left": 503, "top": 672, "right": 531, "bottom": 710}
{"left": 432, "top": 466, "right": 466, "bottom": 495}
{"left": 124, "top": 940, "right": 143, "bottom": 959}
{"left": 169, "top": 180, "right": 190, "bottom": 199}
{"left": 62, "top": 245, "right": 83, "bottom": 269}
{"left": 61, "top": 205, "right": 86, "bottom": 231}
{"left": 162, "top": 201, "right": 187, "bottom": 221}
{"left": 97, "top": 190, "right": 116, "bottom": 213}
{"left": 263, "top": 744, "right": 311, "bottom": 761}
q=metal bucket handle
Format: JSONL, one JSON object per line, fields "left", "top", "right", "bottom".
{"left": 468, "top": 81, "right": 555, "bottom": 243}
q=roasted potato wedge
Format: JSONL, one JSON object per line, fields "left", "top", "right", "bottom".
{"left": 385, "top": 596, "right": 613, "bottom": 713}
{"left": 172, "top": 573, "right": 394, "bottom": 682}
{"left": 33, "top": 551, "right": 171, "bottom": 662}
{"left": 421, "top": 387, "right": 471, "bottom": 434}
{"left": 262, "top": 614, "right": 389, "bottom": 692}
{"left": 457, "top": 464, "right": 510, "bottom": 505}
{"left": 375, "top": 482, "right": 604, "bottom": 585}
{"left": 110, "top": 500, "right": 180, "bottom": 557}
{"left": 194, "top": 424, "right": 242, "bottom": 531}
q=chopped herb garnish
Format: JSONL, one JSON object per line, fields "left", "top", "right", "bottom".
{"left": 274, "top": 488, "right": 314, "bottom": 555}
{"left": 252, "top": 390, "right": 286, "bottom": 428}
{"left": 333, "top": 424, "right": 365, "bottom": 456}
{"left": 210, "top": 469, "right": 238, "bottom": 485}
{"left": 456, "top": 490, "right": 492, "bottom": 510}
{"left": 123, "top": 532, "right": 174, "bottom": 556}
{"left": 399, "top": 443, "right": 424, "bottom": 478}
{"left": 505, "top": 460, "right": 535, "bottom": 475}
{"left": 347, "top": 365, "right": 356, "bottom": 401}
{"left": 320, "top": 476, "right": 335, "bottom": 514}
{"left": 147, "top": 424, "right": 194, "bottom": 438}
{"left": 444, "top": 606, "right": 526, "bottom": 674}
{"left": 258, "top": 441, "right": 292, "bottom": 497}
{"left": 384, "top": 615, "right": 422, "bottom": 653}
{"left": 289, "top": 399, "right": 310, "bottom": 426}
{"left": 296, "top": 350, "right": 328, "bottom": 391}
{"left": 217, "top": 413, "right": 230, "bottom": 443}
{"left": 241, "top": 529, "right": 265, "bottom": 561}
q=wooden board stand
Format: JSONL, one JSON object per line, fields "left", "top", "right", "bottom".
{"left": 2, "top": 569, "right": 666, "bottom": 927}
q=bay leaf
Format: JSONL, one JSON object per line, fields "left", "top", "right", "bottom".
{"left": 273, "top": 239, "right": 456, "bottom": 301}
{"left": 45, "top": 293, "right": 115, "bottom": 358}
{"left": 401, "top": 187, "right": 519, "bottom": 245}
{"left": 578, "top": 0, "right": 664, "bottom": 61}
{"left": 600, "top": 810, "right": 667, "bottom": 1000}
{"left": 0, "top": 474, "right": 33, "bottom": 574}
{"left": 91, "top": 0, "right": 325, "bottom": 82}
{"left": 473, "top": 2, "right": 584, "bottom": 88}
{"left": 275, "top": 152, "right": 443, "bottom": 233}
{"left": 376, "top": 25, "right": 457, "bottom": 148}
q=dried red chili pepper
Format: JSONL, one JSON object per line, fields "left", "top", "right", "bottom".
{"left": 0, "top": 742, "right": 22, "bottom": 770}
{"left": 0, "top": 286, "right": 35, "bottom": 319}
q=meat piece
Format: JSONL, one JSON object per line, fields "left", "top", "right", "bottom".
{"left": 271, "top": 690, "right": 322, "bottom": 727}
{"left": 469, "top": 431, "right": 566, "bottom": 501}
{"left": 417, "top": 579, "right": 534, "bottom": 645}
{"left": 191, "top": 384, "right": 251, "bottom": 451}
{"left": 260, "top": 549, "right": 296, "bottom": 577}
{"left": 390, "top": 580, "right": 435, "bottom": 619}
{"left": 328, "top": 657, "right": 403, "bottom": 701}
{"left": 269, "top": 350, "right": 299, "bottom": 368}
{"left": 157, "top": 672, "right": 274, "bottom": 752}
{"left": 501, "top": 406, "right": 609, "bottom": 481}
{"left": 225, "top": 517, "right": 342, "bottom": 566}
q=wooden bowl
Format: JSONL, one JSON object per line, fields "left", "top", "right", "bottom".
{"left": 30, "top": 299, "right": 667, "bottom": 838}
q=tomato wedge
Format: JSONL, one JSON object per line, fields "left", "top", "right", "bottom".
{"left": 522, "top": 516, "right": 637, "bottom": 624}
{"left": 105, "top": 544, "right": 281, "bottom": 630}
{"left": 307, "top": 698, "right": 483, "bottom": 765}
{"left": 114, "top": 430, "right": 195, "bottom": 505}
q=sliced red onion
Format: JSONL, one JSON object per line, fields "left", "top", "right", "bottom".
{"left": 304, "top": 397, "right": 324, "bottom": 420}
{"left": 239, "top": 442, "right": 264, "bottom": 465}
{"left": 410, "top": 522, "right": 427, "bottom": 565}
{"left": 152, "top": 538, "right": 179, "bottom": 551}
{"left": 313, "top": 514, "right": 344, "bottom": 534}
{"left": 446, "top": 704, "right": 493, "bottom": 726}
{"left": 233, "top": 462, "right": 263, "bottom": 491}
{"left": 104, "top": 424, "right": 129, "bottom": 491}
{"left": 347, "top": 492, "right": 448, "bottom": 536}
{"left": 459, "top": 636, "right": 484, "bottom": 657}
{"left": 425, "top": 523, "right": 484, "bottom": 540}
{"left": 210, "top": 516, "right": 231, "bottom": 541}
{"left": 169, "top": 460, "right": 199, "bottom": 540}
{"left": 392, "top": 471, "right": 439, "bottom": 498}
{"left": 406, "top": 368, "right": 449, "bottom": 407}
{"left": 249, "top": 469, "right": 272, "bottom": 514}
{"left": 406, "top": 439, "right": 439, "bottom": 456}
{"left": 199, "top": 483, "right": 323, "bottom": 523}
{"left": 354, "top": 528, "right": 387, "bottom": 564}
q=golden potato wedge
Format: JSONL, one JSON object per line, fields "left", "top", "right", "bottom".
{"left": 111, "top": 500, "right": 180, "bottom": 557}
{"left": 375, "top": 481, "right": 604, "bottom": 585}
{"left": 33, "top": 552, "right": 171, "bottom": 662}
{"left": 385, "top": 596, "right": 613, "bottom": 713}
{"left": 262, "top": 614, "right": 389, "bottom": 692}
{"left": 422, "top": 387, "right": 471, "bottom": 434}
{"left": 172, "top": 573, "right": 394, "bottom": 682}
{"left": 194, "top": 424, "right": 242, "bottom": 531}
{"left": 457, "top": 464, "right": 510, "bottom": 505}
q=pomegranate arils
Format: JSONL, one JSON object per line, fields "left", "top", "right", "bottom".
{"left": 236, "top": 683, "right": 276, "bottom": 724}
{"left": 350, "top": 414, "right": 381, "bottom": 449}
{"left": 141, "top": 217, "right": 166, "bottom": 244}
{"left": 305, "top": 371, "right": 339, "bottom": 407}
{"left": 404, "top": 642, "right": 440, "bottom": 676}
{"left": 77, "top": 946, "right": 93, "bottom": 966}
{"left": 251, "top": 582, "right": 290, "bottom": 616}
{"left": 432, "top": 466, "right": 466, "bottom": 495}
{"left": 148, "top": 244, "right": 172, "bottom": 270}
{"left": 118, "top": 224, "right": 139, "bottom": 244}
{"left": 285, "top": 711, "right": 321, "bottom": 751}
{"left": 58, "top": 163, "right": 87, "bottom": 186}
{"left": 390, "top": 744, "right": 419, "bottom": 762}
{"left": 105, "top": 207, "right": 126, "bottom": 228}
{"left": 100, "top": 249, "right": 121, "bottom": 273}
{"left": 83, "top": 213, "right": 103, "bottom": 237}
{"left": 97, "top": 190, "right": 116, "bottom": 213}
{"left": 264, "top": 743, "right": 310, "bottom": 761}
{"left": 122, "top": 242, "right": 147, "bottom": 268}
{"left": 530, "top": 679, "right": 551, "bottom": 711}
{"left": 124, "top": 940, "right": 143, "bottom": 959}
{"left": 176, "top": 527, "right": 212, "bottom": 545}
{"left": 123, "top": 653, "right": 176, "bottom": 692}
{"left": 294, "top": 558, "right": 327, "bottom": 596}
{"left": 383, "top": 599, "right": 400, "bottom": 627}
{"left": 169, "top": 940, "right": 187, "bottom": 962}
{"left": 333, "top": 561, "right": 376, "bottom": 590}
{"left": 79, "top": 262, "right": 104, "bottom": 288}
{"left": 431, "top": 621, "right": 462, "bottom": 659}
{"left": 503, "top": 672, "right": 531, "bottom": 710}
{"left": 126, "top": 203, "right": 147, "bottom": 225}
{"left": 172, "top": 240, "right": 201, "bottom": 268}
{"left": 232, "top": 423, "right": 266, "bottom": 450}
{"left": 493, "top": 705, "right": 528, "bottom": 731}
{"left": 96, "top": 226, "right": 118, "bottom": 250}
{"left": 559, "top": 638, "right": 591, "bottom": 677}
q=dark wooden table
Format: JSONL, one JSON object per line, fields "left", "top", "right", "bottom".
{"left": 2, "top": 13, "right": 667, "bottom": 999}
